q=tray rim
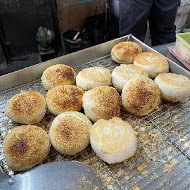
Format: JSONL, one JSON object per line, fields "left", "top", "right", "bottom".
{"left": 0, "top": 34, "right": 190, "bottom": 92}
{"left": 1, "top": 36, "right": 190, "bottom": 189}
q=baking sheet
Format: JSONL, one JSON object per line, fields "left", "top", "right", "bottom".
{"left": 0, "top": 35, "right": 190, "bottom": 190}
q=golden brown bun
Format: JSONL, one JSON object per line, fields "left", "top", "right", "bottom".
{"left": 134, "top": 52, "right": 169, "bottom": 78}
{"left": 82, "top": 86, "right": 121, "bottom": 122}
{"left": 90, "top": 117, "right": 137, "bottom": 164}
{"left": 155, "top": 73, "right": 190, "bottom": 102}
{"left": 122, "top": 76, "right": 160, "bottom": 116}
{"left": 111, "top": 42, "right": 142, "bottom": 64}
{"left": 46, "top": 85, "right": 84, "bottom": 115}
{"left": 6, "top": 91, "right": 46, "bottom": 124}
{"left": 3, "top": 125, "right": 50, "bottom": 171}
{"left": 76, "top": 67, "right": 111, "bottom": 90}
{"left": 112, "top": 64, "right": 148, "bottom": 92}
{"left": 41, "top": 64, "right": 76, "bottom": 90}
{"left": 49, "top": 112, "right": 92, "bottom": 155}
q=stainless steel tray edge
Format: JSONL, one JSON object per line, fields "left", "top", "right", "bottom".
{"left": 0, "top": 35, "right": 130, "bottom": 92}
{"left": 1, "top": 35, "right": 190, "bottom": 189}
{"left": 0, "top": 34, "right": 190, "bottom": 91}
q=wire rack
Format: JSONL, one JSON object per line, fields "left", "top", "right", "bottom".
{"left": 0, "top": 55, "right": 190, "bottom": 190}
{"left": 144, "top": 100, "right": 190, "bottom": 159}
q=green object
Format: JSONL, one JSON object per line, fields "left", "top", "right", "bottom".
{"left": 36, "top": 27, "right": 55, "bottom": 50}
{"left": 175, "top": 32, "right": 190, "bottom": 63}
{"left": 177, "top": 32, "right": 190, "bottom": 45}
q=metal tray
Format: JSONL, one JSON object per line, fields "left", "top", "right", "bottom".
{"left": 0, "top": 35, "right": 190, "bottom": 190}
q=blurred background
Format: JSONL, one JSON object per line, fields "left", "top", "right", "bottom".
{"left": 0, "top": 0, "right": 190, "bottom": 75}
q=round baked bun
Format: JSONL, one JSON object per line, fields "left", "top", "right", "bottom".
{"left": 82, "top": 86, "right": 121, "bottom": 122}
{"left": 46, "top": 85, "right": 84, "bottom": 115}
{"left": 111, "top": 42, "right": 142, "bottom": 64}
{"left": 122, "top": 76, "right": 160, "bottom": 116}
{"left": 6, "top": 91, "right": 46, "bottom": 124}
{"left": 112, "top": 64, "right": 148, "bottom": 92}
{"left": 134, "top": 52, "right": 169, "bottom": 78}
{"left": 90, "top": 117, "right": 137, "bottom": 164}
{"left": 76, "top": 67, "right": 111, "bottom": 90}
{"left": 41, "top": 64, "right": 76, "bottom": 90}
{"left": 49, "top": 112, "right": 92, "bottom": 155}
{"left": 155, "top": 73, "right": 190, "bottom": 102}
{"left": 3, "top": 125, "right": 50, "bottom": 171}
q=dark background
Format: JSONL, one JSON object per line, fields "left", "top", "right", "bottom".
{"left": 0, "top": 0, "right": 60, "bottom": 57}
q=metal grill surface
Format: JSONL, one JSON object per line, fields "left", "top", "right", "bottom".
{"left": 145, "top": 100, "right": 190, "bottom": 159}
{"left": 0, "top": 55, "right": 190, "bottom": 190}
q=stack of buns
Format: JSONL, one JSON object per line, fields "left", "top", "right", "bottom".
{"left": 3, "top": 41, "right": 190, "bottom": 171}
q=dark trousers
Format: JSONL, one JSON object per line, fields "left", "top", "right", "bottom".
{"left": 119, "top": 0, "right": 181, "bottom": 45}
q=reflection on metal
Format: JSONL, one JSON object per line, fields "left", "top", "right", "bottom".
{"left": 0, "top": 35, "right": 189, "bottom": 92}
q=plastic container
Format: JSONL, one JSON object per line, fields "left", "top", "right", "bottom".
{"left": 175, "top": 32, "right": 190, "bottom": 63}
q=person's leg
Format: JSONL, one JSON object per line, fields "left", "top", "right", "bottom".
{"left": 119, "top": 0, "right": 153, "bottom": 41}
{"left": 149, "top": 0, "right": 180, "bottom": 46}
